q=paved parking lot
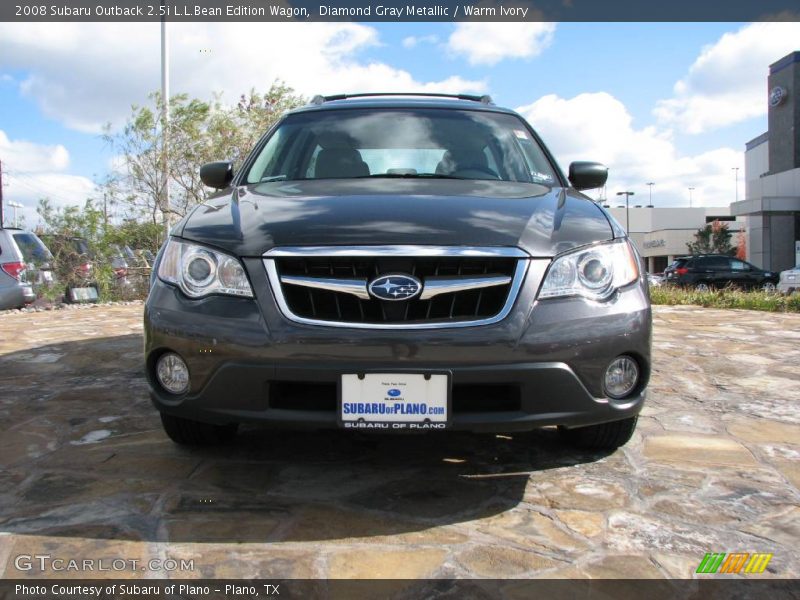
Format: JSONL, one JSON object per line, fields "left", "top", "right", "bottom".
{"left": 0, "top": 304, "right": 798, "bottom": 579}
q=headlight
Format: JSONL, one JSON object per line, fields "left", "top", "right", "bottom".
{"left": 158, "top": 238, "right": 253, "bottom": 298}
{"left": 539, "top": 239, "right": 639, "bottom": 301}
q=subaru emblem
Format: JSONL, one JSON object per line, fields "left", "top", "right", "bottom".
{"left": 388, "top": 389, "right": 402, "bottom": 397}
{"left": 368, "top": 274, "right": 422, "bottom": 301}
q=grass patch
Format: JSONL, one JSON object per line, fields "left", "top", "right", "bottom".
{"left": 650, "top": 286, "right": 800, "bottom": 312}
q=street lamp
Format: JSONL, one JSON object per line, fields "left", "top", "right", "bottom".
{"left": 732, "top": 167, "right": 739, "bottom": 203}
{"left": 688, "top": 187, "right": 695, "bottom": 208}
{"left": 616, "top": 191, "right": 635, "bottom": 233}
{"left": 161, "top": 0, "right": 171, "bottom": 238}
{"left": 8, "top": 201, "right": 22, "bottom": 228}
{"left": 646, "top": 182, "right": 654, "bottom": 206}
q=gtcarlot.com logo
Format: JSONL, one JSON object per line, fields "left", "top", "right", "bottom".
{"left": 14, "top": 554, "right": 195, "bottom": 573}
{"left": 696, "top": 552, "right": 773, "bottom": 574}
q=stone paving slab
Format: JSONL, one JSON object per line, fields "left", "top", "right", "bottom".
{"left": 0, "top": 304, "right": 798, "bottom": 579}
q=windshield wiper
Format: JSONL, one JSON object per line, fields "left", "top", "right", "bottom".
{"left": 260, "top": 175, "right": 288, "bottom": 182}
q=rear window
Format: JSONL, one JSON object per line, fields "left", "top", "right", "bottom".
{"left": 669, "top": 259, "right": 689, "bottom": 269}
{"left": 12, "top": 232, "right": 53, "bottom": 263}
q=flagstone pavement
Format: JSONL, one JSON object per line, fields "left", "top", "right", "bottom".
{"left": 0, "top": 304, "right": 798, "bottom": 580}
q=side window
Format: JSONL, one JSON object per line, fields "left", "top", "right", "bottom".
{"left": 729, "top": 259, "right": 749, "bottom": 271}
{"left": 700, "top": 257, "right": 726, "bottom": 270}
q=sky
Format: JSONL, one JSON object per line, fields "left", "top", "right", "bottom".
{"left": 1, "top": 21, "right": 800, "bottom": 228}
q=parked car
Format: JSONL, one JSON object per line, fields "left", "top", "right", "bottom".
{"left": 0, "top": 227, "right": 54, "bottom": 309}
{"left": 778, "top": 264, "right": 800, "bottom": 295}
{"left": 145, "top": 93, "right": 651, "bottom": 450}
{"left": 663, "top": 255, "right": 779, "bottom": 292}
{"left": 647, "top": 272, "right": 664, "bottom": 287}
{"left": 38, "top": 235, "right": 102, "bottom": 303}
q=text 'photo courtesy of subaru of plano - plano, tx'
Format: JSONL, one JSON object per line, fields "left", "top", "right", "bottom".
{"left": 145, "top": 93, "right": 652, "bottom": 450}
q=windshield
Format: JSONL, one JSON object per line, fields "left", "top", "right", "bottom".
{"left": 245, "top": 108, "right": 559, "bottom": 185}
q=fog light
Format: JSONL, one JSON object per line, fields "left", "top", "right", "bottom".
{"left": 604, "top": 356, "right": 639, "bottom": 399}
{"left": 156, "top": 352, "right": 189, "bottom": 394}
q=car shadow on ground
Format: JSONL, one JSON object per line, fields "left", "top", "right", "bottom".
{"left": 0, "top": 334, "right": 613, "bottom": 544}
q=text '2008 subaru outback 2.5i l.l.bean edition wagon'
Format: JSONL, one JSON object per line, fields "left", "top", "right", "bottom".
{"left": 145, "top": 93, "right": 652, "bottom": 450}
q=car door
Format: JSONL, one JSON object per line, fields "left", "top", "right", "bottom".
{"left": 728, "top": 258, "right": 755, "bottom": 289}
{"left": 701, "top": 256, "right": 727, "bottom": 287}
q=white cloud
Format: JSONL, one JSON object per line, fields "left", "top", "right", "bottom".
{"left": 517, "top": 92, "right": 743, "bottom": 207}
{"left": 0, "top": 23, "right": 486, "bottom": 134}
{"left": 0, "top": 129, "right": 94, "bottom": 228}
{"left": 402, "top": 35, "right": 439, "bottom": 49}
{"left": 0, "top": 130, "right": 70, "bottom": 173}
{"left": 447, "top": 23, "right": 555, "bottom": 66}
{"left": 654, "top": 22, "right": 800, "bottom": 134}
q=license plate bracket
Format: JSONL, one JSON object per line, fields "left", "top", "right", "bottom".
{"left": 339, "top": 371, "right": 451, "bottom": 431}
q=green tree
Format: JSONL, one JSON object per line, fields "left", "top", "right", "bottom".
{"left": 686, "top": 219, "right": 734, "bottom": 255}
{"left": 104, "top": 82, "right": 305, "bottom": 228}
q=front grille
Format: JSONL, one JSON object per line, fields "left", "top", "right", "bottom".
{"left": 266, "top": 250, "right": 524, "bottom": 327}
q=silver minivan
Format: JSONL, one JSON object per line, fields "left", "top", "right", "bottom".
{"left": 0, "top": 227, "right": 54, "bottom": 310}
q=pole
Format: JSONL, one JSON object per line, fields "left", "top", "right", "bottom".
{"left": 9, "top": 202, "right": 22, "bottom": 228}
{"left": 688, "top": 187, "right": 695, "bottom": 208}
{"left": 646, "top": 182, "right": 654, "bottom": 206}
{"left": 0, "top": 160, "right": 4, "bottom": 228}
{"left": 732, "top": 167, "right": 739, "bottom": 203}
{"left": 616, "top": 191, "right": 634, "bottom": 233}
{"left": 161, "top": 3, "right": 170, "bottom": 239}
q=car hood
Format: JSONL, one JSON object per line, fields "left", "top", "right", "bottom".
{"left": 178, "top": 178, "right": 615, "bottom": 258}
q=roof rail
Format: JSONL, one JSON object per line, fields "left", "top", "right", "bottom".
{"left": 308, "top": 92, "right": 494, "bottom": 106}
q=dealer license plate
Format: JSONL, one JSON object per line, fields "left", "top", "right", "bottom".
{"left": 69, "top": 287, "right": 98, "bottom": 302}
{"left": 340, "top": 373, "right": 449, "bottom": 431}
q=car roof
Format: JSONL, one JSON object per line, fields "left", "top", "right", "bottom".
{"left": 287, "top": 93, "right": 518, "bottom": 117}
{"left": 677, "top": 254, "right": 735, "bottom": 259}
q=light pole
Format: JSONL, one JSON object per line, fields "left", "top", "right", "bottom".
{"left": 646, "top": 182, "right": 654, "bottom": 206}
{"left": 8, "top": 201, "right": 22, "bottom": 227}
{"left": 688, "top": 187, "right": 695, "bottom": 208}
{"left": 732, "top": 167, "right": 739, "bottom": 203}
{"left": 161, "top": 0, "right": 171, "bottom": 239}
{"left": 616, "top": 191, "right": 635, "bottom": 233}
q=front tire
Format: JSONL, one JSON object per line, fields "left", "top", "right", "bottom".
{"left": 559, "top": 416, "right": 638, "bottom": 450}
{"left": 160, "top": 412, "right": 239, "bottom": 446}
{"left": 761, "top": 281, "right": 776, "bottom": 293}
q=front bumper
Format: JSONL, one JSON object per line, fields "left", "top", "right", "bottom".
{"left": 144, "top": 259, "right": 652, "bottom": 432}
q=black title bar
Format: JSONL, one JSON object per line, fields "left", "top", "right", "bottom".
{"left": 3, "top": 0, "right": 800, "bottom": 22}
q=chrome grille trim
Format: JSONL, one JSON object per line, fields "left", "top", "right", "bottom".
{"left": 280, "top": 275, "right": 370, "bottom": 300}
{"left": 263, "top": 246, "right": 542, "bottom": 330}
{"left": 264, "top": 245, "right": 529, "bottom": 258}
{"left": 419, "top": 275, "right": 513, "bottom": 300}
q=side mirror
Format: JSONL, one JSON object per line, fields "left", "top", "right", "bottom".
{"left": 200, "top": 161, "right": 234, "bottom": 189}
{"left": 568, "top": 161, "right": 608, "bottom": 191}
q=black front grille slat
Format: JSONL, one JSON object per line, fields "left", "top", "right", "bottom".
{"left": 277, "top": 256, "right": 517, "bottom": 325}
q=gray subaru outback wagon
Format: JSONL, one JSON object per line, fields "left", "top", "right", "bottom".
{"left": 145, "top": 93, "right": 651, "bottom": 450}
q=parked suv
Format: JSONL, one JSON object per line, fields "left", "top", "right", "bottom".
{"left": 664, "top": 254, "right": 778, "bottom": 291}
{"left": 0, "top": 227, "right": 53, "bottom": 310}
{"left": 145, "top": 93, "right": 652, "bottom": 450}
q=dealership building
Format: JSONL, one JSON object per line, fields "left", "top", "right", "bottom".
{"left": 598, "top": 51, "right": 800, "bottom": 274}
{"left": 731, "top": 51, "right": 800, "bottom": 273}
{"left": 601, "top": 205, "right": 742, "bottom": 274}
